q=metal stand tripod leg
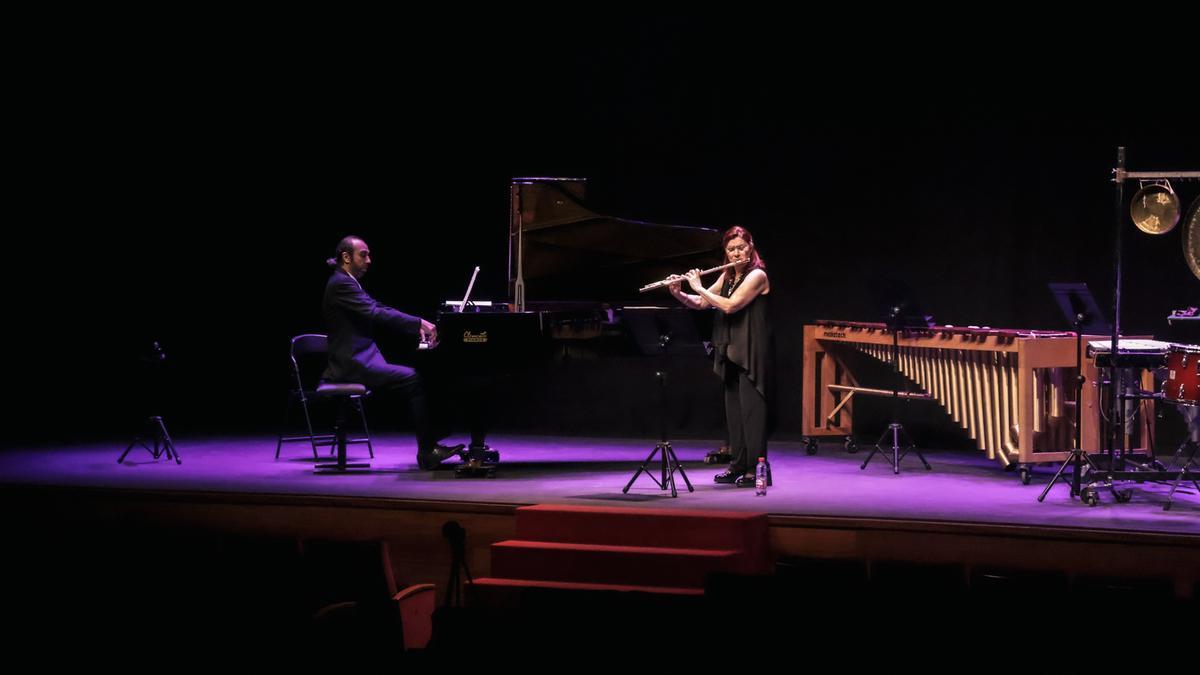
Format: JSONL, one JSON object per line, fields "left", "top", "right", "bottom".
{"left": 623, "top": 441, "right": 694, "bottom": 498}
{"left": 1163, "top": 441, "right": 1200, "bottom": 512}
{"left": 119, "top": 416, "right": 181, "bottom": 465}
{"left": 862, "top": 423, "right": 929, "bottom": 474}
{"left": 1037, "top": 449, "right": 1100, "bottom": 502}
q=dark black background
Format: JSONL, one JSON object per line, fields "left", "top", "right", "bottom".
{"left": 9, "top": 19, "right": 1198, "bottom": 447}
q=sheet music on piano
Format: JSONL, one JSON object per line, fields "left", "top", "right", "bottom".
{"left": 458, "top": 266, "right": 480, "bottom": 313}
{"left": 422, "top": 265, "right": 485, "bottom": 350}
{"left": 442, "top": 300, "right": 498, "bottom": 311}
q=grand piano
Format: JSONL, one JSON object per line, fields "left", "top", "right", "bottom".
{"left": 418, "top": 177, "right": 726, "bottom": 475}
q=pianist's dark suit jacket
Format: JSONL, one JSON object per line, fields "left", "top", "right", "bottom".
{"left": 321, "top": 269, "right": 422, "bottom": 383}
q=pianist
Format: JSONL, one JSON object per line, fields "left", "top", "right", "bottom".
{"left": 668, "top": 226, "right": 774, "bottom": 487}
{"left": 322, "top": 235, "right": 463, "bottom": 470}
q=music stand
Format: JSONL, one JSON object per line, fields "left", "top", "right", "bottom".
{"left": 859, "top": 303, "right": 933, "bottom": 474}
{"left": 1049, "top": 283, "right": 1111, "bottom": 336}
{"left": 118, "top": 341, "right": 181, "bottom": 465}
{"left": 622, "top": 307, "right": 701, "bottom": 497}
{"left": 1038, "top": 283, "right": 1105, "bottom": 501}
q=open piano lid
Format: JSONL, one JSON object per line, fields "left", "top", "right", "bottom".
{"left": 510, "top": 177, "right": 724, "bottom": 305}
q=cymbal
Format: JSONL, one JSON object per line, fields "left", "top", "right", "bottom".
{"left": 1130, "top": 183, "right": 1180, "bottom": 235}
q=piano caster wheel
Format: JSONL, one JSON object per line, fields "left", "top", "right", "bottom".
{"left": 805, "top": 438, "right": 819, "bottom": 456}
{"left": 844, "top": 437, "right": 858, "bottom": 454}
{"left": 1019, "top": 467, "right": 1033, "bottom": 485}
{"left": 1083, "top": 488, "right": 1099, "bottom": 507}
{"left": 455, "top": 457, "right": 498, "bottom": 479}
{"left": 1114, "top": 489, "right": 1133, "bottom": 503}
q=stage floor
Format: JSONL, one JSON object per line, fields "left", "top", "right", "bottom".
{"left": 2, "top": 433, "right": 1197, "bottom": 536}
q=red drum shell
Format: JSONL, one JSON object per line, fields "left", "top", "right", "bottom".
{"left": 1164, "top": 344, "right": 1200, "bottom": 405}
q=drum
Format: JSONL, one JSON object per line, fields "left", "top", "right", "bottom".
{"left": 1164, "top": 344, "right": 1200, "bottom": 405}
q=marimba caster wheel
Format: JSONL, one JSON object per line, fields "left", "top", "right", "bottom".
{"left": 1114, "top": 489, "right": 1133, "bottom": 503}
{"left": 1019, "top": 467, "right": 1033, "bottom": 485}
{"left": 805, "top": 438, "right": 819, "bottom": 456}
{"left": 1083, "top": 488, "right": 1099, "bottom": 506}
{"left": 844, "top": 437, "right": 858, "bottom": 454}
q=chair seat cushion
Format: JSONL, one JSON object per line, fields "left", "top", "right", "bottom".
{"left": 314, "top": 382, "right": 368, "bottom": 397}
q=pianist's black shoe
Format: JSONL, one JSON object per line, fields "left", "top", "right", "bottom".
{"left": 417, "top": 443, "right": 465, "bottom": 470}
{"left": 713, "top": 468, "right": 743, "bottom": 484}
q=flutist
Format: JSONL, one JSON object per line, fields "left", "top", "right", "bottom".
{"left": 667, "top": 226, "right": 774, "bottom": 488}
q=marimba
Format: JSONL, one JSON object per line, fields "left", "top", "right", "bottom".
{"left": 802, "top": 321, "right": 1155, "bottom": 479}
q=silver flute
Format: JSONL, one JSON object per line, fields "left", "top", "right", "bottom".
{"left": 638, "top": 261, "right": 739, "bottom": 293}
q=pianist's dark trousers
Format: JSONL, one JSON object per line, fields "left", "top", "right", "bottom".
{"left": 724, "top": 363, "right": 767, "bottom": 474}
{"left": 357, "top": 363, "right": 437, "bottom": 454}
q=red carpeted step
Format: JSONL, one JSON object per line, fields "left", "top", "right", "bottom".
{"left": 513, "top": 505, "right": 769, "bottom": 574}
{"left": 466, "top": 577, "right": 705, "bottom": 611}
{"left": 490, "top": 540, "right": 741, "bottom": 588}
{"left": 469, "top": 578, "right": 705, "bottom": 596}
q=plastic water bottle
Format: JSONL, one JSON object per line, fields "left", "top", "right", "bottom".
{"left": 755, "top": 457, "right": 767, "bottom": 496}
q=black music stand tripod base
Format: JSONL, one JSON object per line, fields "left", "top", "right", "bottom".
{"left": 1162, "top": 440, "right": 1200, "bottom": 511}
{"left": 1037, "top": 448, "right": 1101, "bottom": 503}
{"left": 861, "top": 423, "right": 930, "bottom": 474}
{"left": 623, "top": 441, "right": 694, "bottom": 498}
{"left": 118, "top": 416, "right": 181, "bottom": 465}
